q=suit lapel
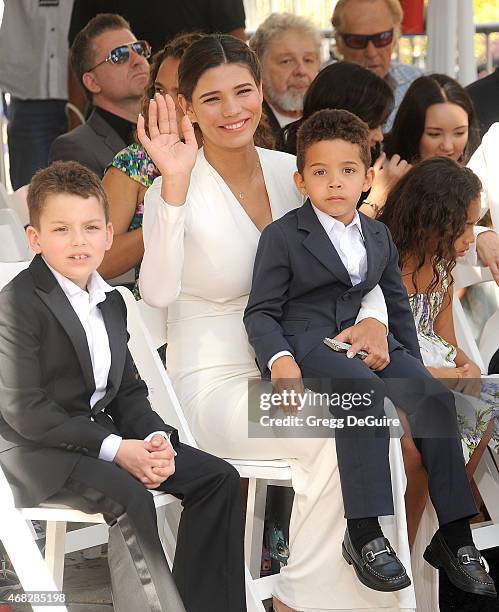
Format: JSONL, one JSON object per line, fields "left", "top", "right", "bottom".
{"left": 359, "top": 213, "right": 386, "bottom": 286}
{"left": 87, "top": 110, "right": 127, "bottom": 159}
{"left": 30, "top": 256, "right": 95, "bottom": 394}
{"left": 92, "top": 291, "right": 127, "bottom": 415}
{"left": 297, "top": 200, "right": 352, "bottom": 287}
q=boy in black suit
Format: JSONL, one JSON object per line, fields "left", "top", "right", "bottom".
{"left": 244, "top": 110, "right": 496, "bottom": 598}
{"left": 0, "top": 161, "right": 246, "bottom": 612}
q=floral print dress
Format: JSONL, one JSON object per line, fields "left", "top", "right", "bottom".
{"left": 408, "top": 274, "right": 499, "bottom": 454}
{"left": 110, "top": 143, "right": 160, "bottom": 298}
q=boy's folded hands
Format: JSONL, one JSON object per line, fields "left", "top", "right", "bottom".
{"left": 115, "top": 434, "right": 176, "bottom": 488}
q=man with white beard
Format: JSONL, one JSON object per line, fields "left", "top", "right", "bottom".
{"left": 250, "top": 13, "right": 321, "bottom": 145}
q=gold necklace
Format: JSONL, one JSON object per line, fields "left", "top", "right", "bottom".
{"left": 234, "top": 160, "right": 261, "bottom": 200}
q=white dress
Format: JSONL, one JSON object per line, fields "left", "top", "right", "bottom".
{"left": 140, "top": 147, "right": 416, "bottom": 612}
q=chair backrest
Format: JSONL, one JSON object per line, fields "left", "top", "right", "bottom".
{"left": 137, "top": 298, "right": 168, "bottom": 352}
{"left": 452, "top": 263, "right": 497, "bottom": 374}
{"left": 479, "top": 310, "right": 499, "bottom": 374}
{"left": 115, "top": 286, "right": 196, "bottom": 447}
{"left": 0, "top": 259, "right": 30, "bottom": 290}
{"left": 10, "top": 185, "right": 29, "bottom": 227}
{"left": 0, "top": 182, "right": 10, "bottom": 209}
{"left": 0, "top": 462, "right": 17, "bottom": 512}
{"left": 0, "top": 208, "right": 31, "bottom": 262}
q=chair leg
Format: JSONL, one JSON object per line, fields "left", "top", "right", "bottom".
{"left": 245, "top": 566, "right": 267, "bottom": 612}
{"left": 157, "top": 503, "right": 179, "bottom": 569}
{"left": 64, "top": 522, "right": 109, "bottom": 554}
{"left": 245, "top": 478, "right": 268, "bottom": 578}
{"left": 44, "top": 520, "right": 67, "bottom": 591}
{"left": 0, "top": 510, "right": 68, "bottom": 611}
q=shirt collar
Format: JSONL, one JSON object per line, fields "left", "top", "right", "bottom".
{"left": 43, "top": 258, "right": 114, "bottom": 305}
{"left": 266, "top": 101, "right": 298, "bottom": 128}
{"left": 94, "top": 105, "right": 136, "bottom": 146}
{"left": 311, "top": 203, "right": 364, "bottom": 238}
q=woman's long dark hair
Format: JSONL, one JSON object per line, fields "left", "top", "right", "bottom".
{"left": 178, "top": 34, "right": 261, "bottom": 101}
{"left": 279, "top": 61, "right": 394, "bottom": 154}
{"left": 378, "top": 157, "right": 482, "bottom": 295}
{"left": 140, "top": 32, "right": 205, "bottom": 138}
{"left": 384, "top": 73, "right": 479, "bottom": 163}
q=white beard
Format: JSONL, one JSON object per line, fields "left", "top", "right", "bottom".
{"left": 263, "top": 76, "right": 306, "bottom": 113}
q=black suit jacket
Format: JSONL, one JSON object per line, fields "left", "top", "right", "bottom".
{"left": 244, "top": 200, "right": 421, "bottom": 375}
{"left": 0, "top": 255, "right": 175, "bottom": 507}
{"left": 466, "top": 68, "right": 499, "bottom": 139}
{"left": 49, "top": 109, "right": 127, "bottom": 178}
{"left": 262, "top": 99, "right": 284, "bottom": 145}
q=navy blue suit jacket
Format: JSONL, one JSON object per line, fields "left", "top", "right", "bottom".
{"left": 244, "top": 200, "right": 422, "bottom": 376}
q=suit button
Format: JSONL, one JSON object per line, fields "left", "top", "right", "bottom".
{"left": 343, "top": 294, "right": 351, "bottom": 301}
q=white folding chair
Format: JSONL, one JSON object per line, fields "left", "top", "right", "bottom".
{"left": 0, "top": 466, "right": 178, "bottom": 608}
{"left": 0, "top": 259, "right": 30, "bottom": 290}
{"left": 452, "top": 263, "right": 498, "bottom": 373}
{"left": 480, "top": 310, "right": 499, "bottom": 375}
{"left": 452, "top": 262, "right": 499, "bottom": 549}
{"left": 116, "top": 286, "right": 292, "bottom": 611}
{"left": 0, "top": 182, "right": 11, "bottom": 209}
{"left": 9, "top": 185, "right": 30, "bottom": 227}
{"left": 0, "top": 208, "right": 31, "bottom": 262}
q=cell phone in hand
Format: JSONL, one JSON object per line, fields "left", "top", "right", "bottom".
{"left": 323, "top": 338, "right": 368, "bottom": 360}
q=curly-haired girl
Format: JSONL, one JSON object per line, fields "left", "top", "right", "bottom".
{"left": 379, "top": 157, "right": 499, "bottom": 546}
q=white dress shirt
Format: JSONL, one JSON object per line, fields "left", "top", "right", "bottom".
{"left": 268, "top": 206, "right": 387, "bottom": 370}
{"left": 0, "top": 0, "right": 74, "bottom": 100}
{"left": 267, "top": 102, "right": 297, "bottom": 128}
{"left": 47, "top": 263, "right": 169, "bottom": 461}
{"left": 312, "top": 204, "right": 367, "bottom": 285}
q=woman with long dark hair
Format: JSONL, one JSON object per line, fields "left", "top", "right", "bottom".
{"left": 137, "top": 34, "right": 413, "bottom": 612}
{"left": 384, "top": 73, "right": 479, "bottom": 164}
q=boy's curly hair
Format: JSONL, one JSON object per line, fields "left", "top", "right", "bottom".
{"left": 296, "top": 109, "right": 371, "bottom": 174}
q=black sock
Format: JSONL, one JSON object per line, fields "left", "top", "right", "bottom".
{"left": 347, "top": 517, "right": 384, "bottom": 551}
{"left": 439, "top": 518, "right": 473, "bottom": 556}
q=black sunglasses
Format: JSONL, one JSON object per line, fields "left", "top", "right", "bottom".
{"left": 339, "top": 29, "right": 394, "bottom": 50}
{"left": 88, "top": 40, "right": 151, "bottom": 71}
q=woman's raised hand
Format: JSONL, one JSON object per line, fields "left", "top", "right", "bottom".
{"left": 137, "top": 93, "right": 198, "bottom": 180}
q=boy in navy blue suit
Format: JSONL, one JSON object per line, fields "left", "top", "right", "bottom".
{"left": 0, "top": 161, "right": 246, "bottom": 612}
{"left": 244, "top": 110, "right": 495, "bottom": 598}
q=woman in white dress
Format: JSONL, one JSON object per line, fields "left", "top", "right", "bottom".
{"left": 138, "top": 35, "right": 415, "bottom": 612}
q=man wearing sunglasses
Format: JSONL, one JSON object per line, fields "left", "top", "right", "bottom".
{"left": 332, "top": 0, "right": 422, "bottom": 131}
{"left": 50, "top": 14, "right": 150, "bottom": 178}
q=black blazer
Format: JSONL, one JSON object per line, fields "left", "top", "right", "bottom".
{"left": 262, "top": 99, "right": 283, "bottom": 145}
{"left": 49, "top": 109, "right": 127, "bottom": 178}
{"left": 466, "top": 68, "right": 499, "bottom": 139}
{"left": 0, "top": 255, "right": 175, "bottom": 507}
{"left": 244, "top": 200, "right": 421, "bottom": 375}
